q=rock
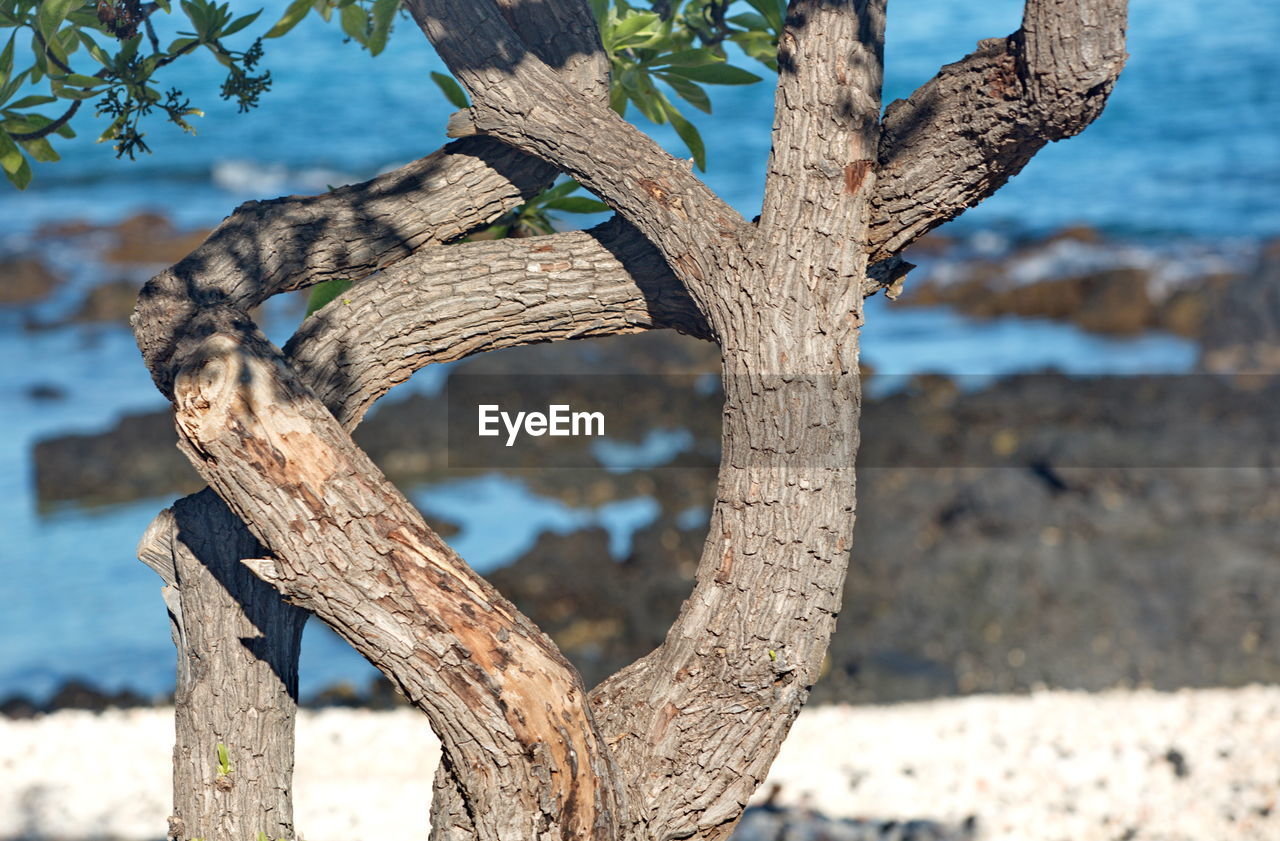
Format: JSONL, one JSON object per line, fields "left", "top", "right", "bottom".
{"left": 33, "top": 409, "right": 201, "bottom": 508}
{"left": 1071, "top": 267, "right": 1154, "bottom": 335}
{"left": 1201, "top": 238, "right": 1280, "bottom": 371}
{"left": 365, "top": 676, "right": 409, "bottom": 710}
{"left": 47, "top": 679, "right": 146, "bottom": 712}
{"left": 1159, "top": 284, "right": 1217, "bottom": 338}
{"left": 732, "top": 805, "right": 977, "bottom": 841}
{"left": 66, "top": 278, "right": 142, "bottom": 324}
{"left": 309, "top": 682, "right": 363, "bottom": 708}
{"left": 26, "top": 383, "right": 65, "bottom": 401}
{"left": 0, "top": 694, "right": 41, "bottom": 719}
{"left": 33, "top": 218, "right": 99, "bottom": 239}
{"left": 1040, "top": 223, "right": 1105, "bottom": 246}
{"left": 894, "top": 227, "right": 1241, "bottom": 339}
{"left": 30, "top": 333, "right": 1280, "bottom": 703}
{"left": 0, "top": 255, "right": 62, "bottom": 305}
{"left": 102, "top": 211, "right": 209, "bottom": 265}
{"left": 487, "top": 514, "right": 703, "bottom": 690}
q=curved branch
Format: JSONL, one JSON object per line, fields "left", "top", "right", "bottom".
{"left": 288, "top": 217, "right": 709, "bottom": 426}
{"left": 169, "top": 316, "right": 623, "bottom": 841}
{"left": 404, "top": 0, "right": 750, "bottom": 329}
{"left": 133, "top": 0, "right": 611, "bottom": 401}
{"left": 8, "top": 98, "right": 82, "bottom": 142}
{"left": 133, "top": 4, "right": 627, "bottom": 839}
{"left": 870, "top": 0, "right": 1128, "bottom": 260}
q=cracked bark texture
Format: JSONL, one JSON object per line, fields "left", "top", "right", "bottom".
{"left": 871, "top": 0, "right": 1128, "bottom": 260}
{"left": 130, "top": 0, "right": 1129, "bottom": 839}
{"left": 131, "top": 2, "right": 614, "bottom": 839}
{"left": 139, "top": 499, "right": 307, "bottom": 841}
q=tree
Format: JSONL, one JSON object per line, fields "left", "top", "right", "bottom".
{"left": 8, "top": 1, "right": 1128, "bottom": 839}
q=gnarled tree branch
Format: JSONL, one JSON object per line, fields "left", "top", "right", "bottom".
{"left": 404, "top": 0, "right": 750, "bottom": 328}
{"left": 169, "top": 315, "right": 623, "bottom": 841}
{"left": 871, "top": 0, "right": 1128, "bottom": 260}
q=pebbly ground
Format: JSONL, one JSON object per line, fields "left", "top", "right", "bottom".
{"left": 3, "top": 686, "right": 1277, "bottom": 841}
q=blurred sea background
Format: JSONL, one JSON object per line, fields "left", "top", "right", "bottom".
{"left": 1, "top": 0, "right": 1278, "bottom": 707}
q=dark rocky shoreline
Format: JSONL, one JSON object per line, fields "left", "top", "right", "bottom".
{"left": 21, "top": 340, "right": 1280, "bottom": 715}
{"left": 10, "top": 219, "right": 1280, "bottom": 718}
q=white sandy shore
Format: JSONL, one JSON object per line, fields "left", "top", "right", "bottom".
{"left": 3, "top": 686, "right": 1278, "bottom": 841}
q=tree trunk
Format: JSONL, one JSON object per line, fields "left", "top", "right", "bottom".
{"left": 129, "top": 0, "right": 1129, "bottom": 838}
{"left": 139, "top": 494, "right": 307, "bottom": 841}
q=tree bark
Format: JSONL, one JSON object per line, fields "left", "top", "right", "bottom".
{"left": 139, "top": 500, "right": 307, "bottom": 841}
{"left": 130, "top": 1, "right": 1129, "bottom": 839}
{"left": 133, "top": 4, "right": 613, "bottom": 839}
{"left": 170, "top": 315, "right": 625, "bottom": 841}
{"left": 871, "top": 0, "right": 1128, "bottom": 260}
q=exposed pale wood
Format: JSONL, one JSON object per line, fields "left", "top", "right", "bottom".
{"left": 133, "top": 4, "right": 616, "bottom": 839}
{"left": 171, "top": 317, "right": 624, "bottom": 841}
{"left": 129, "top": 1, "right": 1131, "bottom": 839}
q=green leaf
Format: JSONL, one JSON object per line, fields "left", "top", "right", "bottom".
{"left": 36, "top": 0, "right": 80, "bottom": 41}
{"left": 430, "top": 71, "right": 468, "bottom": 108}
{"left": 662, "top": 62, "right": 761, "bottom": 85}
{"left": 48, "top": 80, "right": 98, "bottom": 100}
{"left": 55, "top": 25, "right": 80, "bottom": 56}
{"left": 544, "top": 196, "right": 610, "bottom": 214}
{"left": 60, "top": 73, "right": 105, "bottom": 88}
{"left": 744, "top": 0, "right": 785, "bottom": 33}
{"left": 222, "top": 9, "right": 263, "bottom": 38}
{"left": 4, "top": 154, "right": 32, "bottom": 189}
{"left": 367, "top": 0, "right": 398, "bottom": 55}
{"left": 305, "top": 278, "right": 353, "bottom": 316}
{"left": 78, "top": 32, "right": 111, "bottom": 67}
{"left": 661, "top": 99, "right": 705, "bottom": 171}
{"left": 180, "top": 0, "right": 207, "bottom": 38}
{"left": 6, "top": 95, "right": 57, "bottom": 109}
{"left": 650, "top": 48, "right": 723, "bottom": 68}
{"left": 0, "top": 127, "right": 26, "bottom": 175}
{"left": 727, "top": 12, "right": 770, "bottom": 32}
{"left": 538, "top": 178, "right": 581, "bottom": 201}
{"left": 608, "top": 82, "right": 627, "bottom": 116}
{"left": 730, "top": 29, "right": 778, "bottom": 68}
{"left": 215, "top": 742, "right": 233, "bottom": 775}
{"left": 0, "top": 73, "right": 24, "bottom": 108}
{"left": 607, "top": 11, "right": 660, "bottom": 50}
{"left": 265, "top": 0, "right": 313, "bottom": 38}
{"left": 0, "top": 33, "right": 15, "bottom": 90}
{"left": 657, "top": 72, "right": 710, "bottom": 114}
{"left": 619, "top": 67, "right": 665, "bottom": 124}
{"left": 340, "top": 3, "right": 368, "bottom": 45}
{"left": 18, "top": 134, "right": 59, "bottom": 162}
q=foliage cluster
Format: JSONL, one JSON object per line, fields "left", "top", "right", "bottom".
{"left": 1, "top": 0, "right": 782, "bottom": 191}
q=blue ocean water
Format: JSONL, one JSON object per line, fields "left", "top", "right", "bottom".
{"left": 0, "top": 0, "right": 1273, "bottom": 701}
{"left": 2, "top": 0, "right": 1277, "bottom": 238}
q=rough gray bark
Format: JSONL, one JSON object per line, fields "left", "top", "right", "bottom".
{"left": 871, "top": 0, "right": 1129, "bottom": 260}
{"left": 139, "top": 499, "right": 306, "bottom": 841}
{"left": 131, "top": 1, "right": 1129, "bottom": 840}
{"left": 287, "top": 217, "right": 710, "bottom": 428}
{"left": 131, "top": 4, "right": 612, "bottom": 840}
{"left": 169, "top": 318, "right": 623, "bottom": 841}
